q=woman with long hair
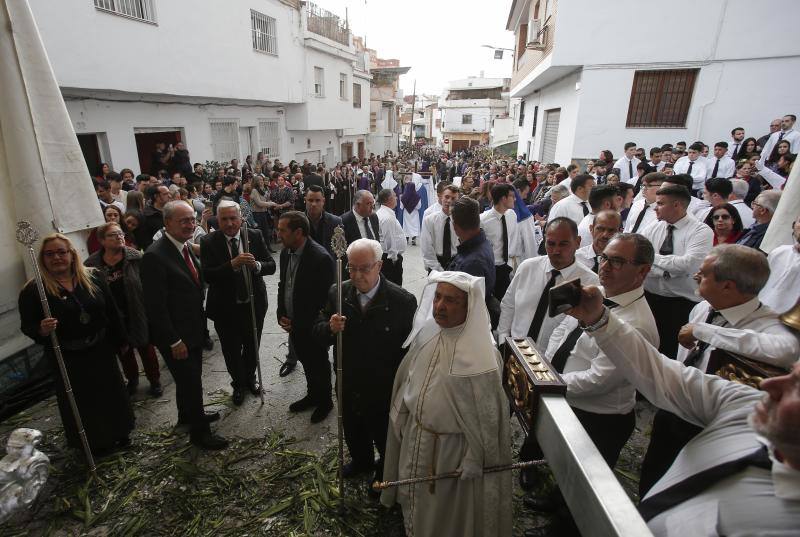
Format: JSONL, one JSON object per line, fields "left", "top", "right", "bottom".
{"left": 740, "top": 137, "right": 758, "bottom": 156}
{"left": 125, "top": 190, "right": 145, "bottom": 213}
{"left": 250, "top": 175, "right": 276, "bottom": 249}
{"left": 87, "top": 204, "right": 128, "bottom": 254}
{"left": 704, "top": 203, "right": 744, "bottom": 245}
{"left": 18, "top": 233, "right": 134, "bottom": 452}
{"left": 765, "top": 140, "right": 791, "bottom": 170}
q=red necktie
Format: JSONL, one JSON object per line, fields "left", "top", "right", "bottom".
{"left": 182, "top": 244, "right": 200, "bottom": 285}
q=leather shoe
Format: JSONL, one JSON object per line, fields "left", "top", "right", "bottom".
{"left": 177, "top": 411, "right": 221, "bottom": 427}
{"left": 342, "top": 461, "right": 374, "bottom": 478}
{"left": 191, "top": 432, "right": 229, "bottom": 450}
{"left": 310, "top": 402, "right": 333, "bottom": 423}
{"left": 232, "top": 388, "right": 245, "bottom": 406}
{"left": 279, "top": 361, "right": 296, "bottom": 377}
{"left": 247, "top": 379, "right": 261, "bottom": 396}
{"left": 289, "top": 395, "right": 315, "bottom": 412}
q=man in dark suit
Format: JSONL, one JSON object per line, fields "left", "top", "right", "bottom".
{"left": 341, "top": 190, "right": 380, "bottom": 246}
{"left": 305, "top": 185, "right": 342, "bottom": 260}
{"left": 200, "top": 200, "right": 276, "bottom": 405}
{"left": 141, "top": 201, "right": 228, "bottom": 450}
{"left": 276, "top": 211, "right": 336, "bottom": 423}
{"left": 304, "top": 165, "right": 325, "bottom": 192}
{"left": 313, "top": 238, "right": 417, "bottom": 482}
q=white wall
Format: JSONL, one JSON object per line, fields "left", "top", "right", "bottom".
{"left": 29, "top": 0, "right": 305, "bottom": 104}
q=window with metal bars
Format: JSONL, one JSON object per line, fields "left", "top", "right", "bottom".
{"left": 353, "top": 83, "right": 362, "bottom": 108}
{"left": 626, "top": 69, "right": 698, "bottom": 128}
{"left": 258, "top": 120, "right": 281, "bottom": 160}
{"left": 251, "top": 9, "right": 278, "bottom": 55}
{"left": 210, "top": 120, "right": 239, "bottom": 163}
{"left": 94, "top": 0, "right": 156, "bottom": 23}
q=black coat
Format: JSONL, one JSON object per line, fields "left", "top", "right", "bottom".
{"left": 200, "top": 227, "right": 276, "bottom": 322}
{"left": 276, "top": 238, "right": 335, "bottom": 335}
{"left": 140, "top": 236, "right": 206, "bottom": 349}
{"left": 141, "top": 205, "right": 164, "bottom": 249}
{"left": 312, "top": 276, "right": 417, "bottom": 398}
{"left": 341, "top": 210, "right": 379, "bottom": 245}
{"left": 308, "top": 211, "right": 343, "bottom": 259}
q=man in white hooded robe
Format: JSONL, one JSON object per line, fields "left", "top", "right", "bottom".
{"left": 381, "top": 271, "right": 512, "bottom": 537}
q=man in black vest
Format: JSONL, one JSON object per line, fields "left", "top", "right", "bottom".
{"left": 200, "top": 200, "right": 275, "bottom": 406}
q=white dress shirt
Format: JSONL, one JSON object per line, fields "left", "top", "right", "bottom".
{"left": 480, "top": 207, "right": 520, "bottom": 267}
{"left": 575, "top": 243, "right": 600, "bottom": 272}
{"left": 419, "top": 209, "right": 458, "bottom": 272}
{"left": 678, "top": 297, "right": 800, "bottom": 372}
{"left": 376, "top": 205, "right": 406, "bottom": 261}
{"left": 548, "top": 193, "right": 590, "bottom": 225}
{"left": 356, "top": 213, "right": 381, "bottom": 242}
{"left": 639, "top": 214, "right": 713, "bottom": 301}
{"left": 357, "top": 277, "right": 381, "bottom": 308}
{"left": 673, "top": 156, "right": 708, "bottom": 191}
{"left": 498, "top": 257, "right": 599, "bottom": 351}
{"left": 577, "top": 213, "right": 594, "bottom": 248}
{"left": 623, "top": 198, "right": 656, "bottom": 233}
{"left": 729, "top": 199, "right": 754, "bottom": 229}
{"left": 587, "top": 312, "right": 800, "bottom": 537}
{"left": 613, "top": 156, "right": 641, "bottom": 184}
{"left": 760, "top": 128, "right": 800, "bottom": 163}
{"left": 423, "top": 201, "right": 441, "bottom": 219}
{"left": 687, "top": 197, "right": 709, "bottom": 220}
{"left": 704, "top": 155, "right": 735, "bottom": 179}
{"left": 546, "top": 286, "right": 658, "bottom": 414}
{"left": 725, "top": 140, "right": 742, "bottom": 160}
{"left": 760, "top": 244, "right": 800, "bottom": 314}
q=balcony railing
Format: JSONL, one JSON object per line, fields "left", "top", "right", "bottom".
{"left": 306, "top": 2, "right": 350, "bottom": 46}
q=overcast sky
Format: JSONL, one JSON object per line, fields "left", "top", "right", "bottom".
{"left": 315, "top": 0, "right": 515, "bottom": 96}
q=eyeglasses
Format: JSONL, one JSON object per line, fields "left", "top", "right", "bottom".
{"left": 712, "top": 214, "right": 731, "bottom": 221}
{"left": 105, "top": 231, "right": 125, "bottom": 238}
{"left": 42, "top": 249, "right": 70, "bottom": 258}
{"left": 598, "top": 253, "right": 642, "bottom": 269}
{"left": 347, "top": 262, "right": 378, "bottom": 274}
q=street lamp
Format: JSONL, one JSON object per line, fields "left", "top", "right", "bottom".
{"left": 482, "top": 44, "right": 514, "bottom": 59}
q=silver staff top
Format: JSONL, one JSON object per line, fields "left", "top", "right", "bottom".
{"left": 16, "top": 221, "right": 40, "bottom": 247}
{"left": 331, "top": 225, "right": 347, "bottom": 260}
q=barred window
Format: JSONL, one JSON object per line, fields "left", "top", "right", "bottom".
{"left": 94, "top": 0, "right": 156, "bottom": 23}
{"left": 462, "top": 114, "right": 472, "bottom": 125}
{"left": 353, "top": 83, "right": 362, "bottom": 108}
{"left": 210, "top": 120, "right": 239, "bottom": 163}
{"left": 626, "top": 69, "right": 698, "bottom": 128}
{"left": 258, "top": 120, "right": 281, "bottom": 160}
{"left": 251, "top": 10, "right": 278, "bottom": 55}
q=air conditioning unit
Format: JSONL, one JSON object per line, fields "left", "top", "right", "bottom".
{"left": 526, "top": 19, "right": 544, "bottom": 49}
{"left": 335, "top": 129, "right": 344, "bottom": 137}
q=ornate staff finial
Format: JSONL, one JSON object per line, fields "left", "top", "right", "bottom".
{"left": 15, "top": 221, "right": 40, "bottom": 247}
{"left": 331, "top": 225, "right": 347, "bottom": 260}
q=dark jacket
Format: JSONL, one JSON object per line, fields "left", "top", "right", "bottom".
{"left": 736, "top": 222, "right": 769, "bottom": 251}
{"left": 277, "top": 237, "right": 335, "bottom": 335}
{"left": 341, "top": 210, "right": 379, "bottom": 245}
{"left": 84, "top": 247, "right": 149, "bottom": 347}
{"left": 312, "top": 276, "right": 417, "bottom": 398}
{"left": 447, "top": 230, "right": 496, "bottom": 302}
{"left": 140, "top": 235, "right": 206, "bottom": 349}
{"left": 200, "top": 227, "right": 276, "bottom": 322}
{"left": 308, "top": 211, "right": 343, "bottom": 259}
{"left": 304, "top": 173, "right": 325, "bottom": 191}
{"left": 141, "top": 205, "right": 164, "bottom": 249}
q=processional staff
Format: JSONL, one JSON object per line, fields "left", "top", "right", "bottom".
{"left": 15, "top": 221, "right": 97, "bottom": 476}
{"left": 330, "top": 225, "right": 348, "bottom": 504}
{"left": 238, "top": 221, "right": 265, "bottom": 405}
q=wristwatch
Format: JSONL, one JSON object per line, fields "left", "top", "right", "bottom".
{"left": 580, "top": 307, "right": 610, "bottom": 333}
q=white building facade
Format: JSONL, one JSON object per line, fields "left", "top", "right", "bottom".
{"left": 29, "top": 0, "right": 371, "bottom": 175}
{"left": 507, "top": 0, "right": 800, "bottom": 164}
{"left": 440, "top": 77, "right": 511, "bottom": 152}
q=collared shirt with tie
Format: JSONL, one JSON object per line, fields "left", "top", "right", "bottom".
{"left": 545, "top": 286, "right": 658, "bottom": 414}
{"left": 673, "top": 155, "right": 708, "bottom": 191}
{"left": 420, "top": 209, "right": 458, "bottom": 272}
{"left": 498, "top": 256, "right": 599, "bottom": 351}
{"left": 585, "top": 313, "right": 800, "bottom": 537}
{"left": 356, "top": 214, "right": 378, "bottom": 241}
{"left": 376, "top": 205, "right": 406, "bottom": 262}
{"left": 639, "top": 214, "right": 713, "bottom": 301}
{"left": 283, "top": 240, "right": 306, "bottom": 318}
{"left": 623, "top": 198, "right": 656, "bottom": 233}
{"left": 613, "top": 156, "right": 641, "bottom": 184}
{"left": 547, "top": 193, "right": 590, "bottom": 226}
{"left": 705, "top": 155, "right": 735, "bottom": 179}
{"left": 480, "top": 207, "right": 519, "bottom": 267}
{"left": 678, "top": 297, "right": 800, "bottom": 372}
{"left": 575, "top": 243, "right": 601, "bottom": 273}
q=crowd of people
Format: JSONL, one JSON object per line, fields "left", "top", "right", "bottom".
{"left": 17, "top": 113, "right": 800, "bottom": 536}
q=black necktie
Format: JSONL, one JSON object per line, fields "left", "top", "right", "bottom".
{"left": 550, "top": 299, "right": 616, "bottom": 373}
{"left": 528, "top": 269, "right": 560, "bottom": 343}
{"left": 778, "top": 131, "right": 785, "bottom": 141}
{"left": 687, "top": 161, "right": 694, "bottom": 176}
{"left": 230, "top": 237, "right": 248, "bottom": 303}
{"left": 628, "top": 159, "right": 633, "bottom": 180}
{"left": 631, "top": 204, "right": 649, "bottom": 233}
{"left": 591, "top": 254, "right": 599, "bottom": 274}
{"left": 732, "top": 143, "right": 740, "bottom": 160}
{"left": 659, "top": 224, "right": 675, "bottom": 255}
{"left": 500, "top": 214, "right": 509, "bottom": 264}
{"left": 363, "top": 217, "right": 375, "bottom": 240}
{"left": 639, "top": 445, "right": 771, "bottom": 522}
{"left": 711, "top": 159, "right": 720, "bottom": 178}
{"left": 442, "top": 216, "right": 452, "bottom": 266}
{"left": 580, "top": 202, "right": 589, "bottom": 217}
{"left": 684, "top": 309, "right": 724, "bottom": 369}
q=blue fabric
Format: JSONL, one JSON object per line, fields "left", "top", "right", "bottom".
{"left": 417, "top": 184, "right": 429, "bottom": 228}
{"left": 394, "top": 184, "right": 404, "bottom": 225}
{"left": 448, "top": 230, "right": 496, "bottom": 302}
{"left": 513, "top": 188, "right": 533, "bottom": 222}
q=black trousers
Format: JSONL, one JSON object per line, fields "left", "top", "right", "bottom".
{"left": 494, "top": 264, "right": 513, "bottom": 301}
{"left": 214, "top": 303, "right": 265, "bottom": 388}
{"left": 158, "top": 345, "right": 208, "bottom": 436}
{"left": 380, "top": 254, "right": 403, "bottom": 286}
{"left": 644, "top": 291, "right": 696, "bottom": 359}
{"left": 342, "top": 390, "right": 390, "bottom": 480}
{"left": 572, "top": 407, "right": 636, "bottom": 468}
{"left": 291, "top": 331, "right": 332, "bottom": 406}
{"left": 639, "top": 409, "right": 702, "bottom": 497}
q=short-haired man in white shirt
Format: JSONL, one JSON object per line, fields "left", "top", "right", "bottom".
{"left": 480, "top": 183, "right": 520, "bottom": 300}
{"left": 375, "top": 188, "right": 407, "bottom": 285}
{"left": 419, "top": 184, "right": 459, "bottom": 273}
{"left": 728, "top": 178, "right": 754, "bottom": 229}
{"left": 706, "top": 141, "right": 736, "bottom": 179}
{"left": 760, "top": 113, "right": 800, "bottom": 162}
{"left": 672, "top": 142, "right": 708, "bottom": 195}
{"left": 624, "top": 172, "right": 664, "bottom": 233}
{"left": 639, "top": 184, "right": 713, "bottom": 359}
{"left": 760, "top": 215, "right": 800, "bottom": 313}
{"left": 613, "top": 142, "right": 641, "bottom": 184}
{"left": 726, "top": 127, "right": 745, "bottom": 160}
{"left": 576, "top": 210, "right": 621, "bottom": 274}
{"left": 547, "top": 174, "right": 595, "bottom": 225}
